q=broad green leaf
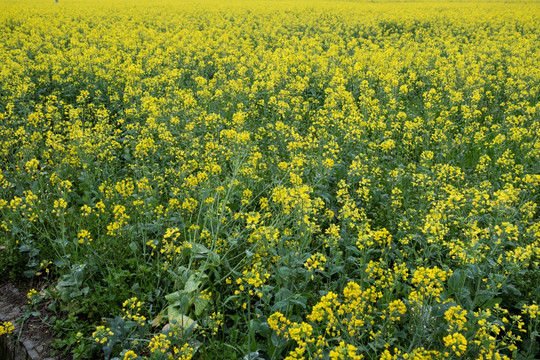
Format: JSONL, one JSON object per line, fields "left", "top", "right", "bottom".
{"left": 184, "top": 274, "right": 201, "bottom": 293}
{"left": 167, "top": 306, "right": 197, "bottom": 330}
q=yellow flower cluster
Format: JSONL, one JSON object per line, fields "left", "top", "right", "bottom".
{"left": 445, "top": 305, "right": 467, "bottom": 331}
{"left": 304, "top": 252, "right": 327, "bottom": 276}
{"left": 329, "top": 341, "right": 364, "bottom": 360}
{"left": 443, "top": 332, "right": 467, "bottom": 357}
{"left": 148, "top": 333, "right": 170, "bottom": 354}
{"left": 0, "top": 0, "right": 538, "bottom": 358}
{"left": 92, "top": 326, "right": 114, "bottom": 345}
{"left": 148, "top": 333, "right": 193, "bottom": 360}
{"left": 123, "top": 350, "right": 137, "bottom": 360}
{"left": 122, "top": 297, "right": 147, "bottom": 326}
{"left": 522, "top": 303, "right": 538, "bottom": 319}
{"left": 77, "top": 229, "right": 92, "bottom": 245}
{"left": 235, "top": 263, "right": 270, "bottom": 301}
{"left": 408, "top": 267, "right": 451, "bottom": 305}
{"left": 207, "top": 311, "right": 223, "bottom": 336}
{"left": 27, "top": 288, "right": 40, "bottom": 306}
{"left": 159, "top": 227, "right": 193, "bottom": 263}
{"left": 0, "top": 322, "right": 15, "bottom": 336}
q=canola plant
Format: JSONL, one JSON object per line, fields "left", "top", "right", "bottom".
{"left": 0, "top": 1, "right": 539, "bottom": 359}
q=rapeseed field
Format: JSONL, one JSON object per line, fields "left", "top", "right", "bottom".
{"left": 0, "top": 0, "right": 539, "bottom": 359}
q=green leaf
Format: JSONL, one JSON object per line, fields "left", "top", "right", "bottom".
{"left": 53, "top": 258, "right": 69, "bottom": 268}
{"left": 481, "top": 297, "right": 502, "bottom": 309}
{"left": 194, "top": 296, "right": 209, "bottom": 316}
{"left": 448, "top": 269, "right": 463, "bottom": 292}
{"left": 184, "top": 274, "right": 201, "bottom": 293}
{"left": 152, "top": 313, "right": 166, "bottom": 327}
{"left": 290, "top": 295, "right": 307, "bottom": 308}
{"left": 167, "top": 307, "right": 197, "bottom": 330}
{"left": 165, "top": 291, "right": 182, "bottom": 303}
{"left": 271, "top": 300, "right": 290, "bottom": 312}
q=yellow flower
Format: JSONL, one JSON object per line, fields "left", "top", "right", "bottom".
{"left": 304, "top": 252, "right": 327, "bottom": 273}
{"left": 522, "top": 303, "right": 538, "bottom": 319}
{"left": 27, "top": 288, "right": 40, "bottom": 305}
{"left": 77, "top": 229, "right": 92, "bottom": 244}
{"left": 445, "top": 305, "right": 468, "bottom": 331}
{"left": 0, "top": 322, "right": 15, "bottom": 336}
{"left": 123, "top": 350, "right": 137, "bottom": 360}
{"left": 443, "top": 332, "right": 467, "bottom": 356}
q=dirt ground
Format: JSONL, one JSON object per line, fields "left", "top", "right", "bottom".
{"left": 0, "top": 280, "right": 67, "bottom": 360}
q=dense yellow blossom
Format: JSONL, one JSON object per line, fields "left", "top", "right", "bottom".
{"left": 0, "top": 322, "right": 15, "bottom": 336}
{"left": 0, "top": 0, "right": 538, "bottom": 359}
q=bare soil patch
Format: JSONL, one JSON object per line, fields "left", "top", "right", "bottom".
{"left": 0, "top": 281, "right": 68, "bottom": 360}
